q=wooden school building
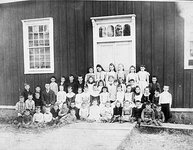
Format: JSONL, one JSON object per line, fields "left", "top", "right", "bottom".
{"left": 0, "top": 0, "right": 192, "bottom": 108}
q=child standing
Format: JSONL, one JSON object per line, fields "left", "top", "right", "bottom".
{"left": 100, "top": 101, "right": 113, "bottom": 123}
{"left": 85, "top": 67, "right": 96, "bottom": 84}
{"left": 25, "top": 94, "right": 35, "bottom": 114}
{"left": 125, "top": 85, "right": 134, "bottom": 103}
{"left": 154, "top": 105, "right": 165, "bottom": 126}
{"left": 152, "top": 88, "right": 160, "bottom": 110}
{"left": 141, "top": 87, "right": 152, "bottom": 108}
{"left": 149, "top": 76, "right": 161, "bottom": 100}
{"left": 66, "top": 86, "right": 76, "bottom": 107}
{"left": 79, "top": 102, "right": 89, "bottom": 121}
{"left": 121, "top": 101, "right": 133, "bottom": 122}
{"left": 106, "top": 63, "right": 117, "bottom": 82}
{"left": 111, "top": 101, "right": 122, "bottom": 123}
{"left": 116, "top": 85, "right": 125, "bottom": 106}
{"left": 77, "top": 75, "right": 85, "bottom": 92}
{"left": 159, "top": 86, "right": 172, "bottom": 122}
{"left": 33, "top": 92, "right": 43, "bottom": 108}
{"left": 15, "top": 96, "right": 26, "bottom": 117}
{"left": 117, "top": 63, "right": 126, "bottom": 81}
{"left": 56, "top": 85, "right": 67, "bottom": 109}
{"left": 106, "top": 76, "right": 117, "bottom": 104}
{"left": 50, "top": 76, "right": 58, "bottom": 96}
{"left": 59, "top": 76, "right": 67, "bottom": 93}
{"left": 118, "top": 77, "right": 126, "bottom": 92}
{"left": 75, "top": 87, "right": 83, "bottom": 110}
{"left": 90, "top": 84, "right": 100, "bottom": 105}
{"left": 96, "top": 64, "right": 106, "bottom": 82}
{"left": 126, "top": 66, "right": 138, "bottom": 85}
{"left": 66, "top": 74, "right": 77, "bottom": 93}
{"left": 82, "top": 85, "right": 91, "bottom": 107}
{"left": 133, "top": 86, "right": 142, "bottom": 103}
{"left": 88, "top": 100, "right": 101, "bottom": 122}
{"left": 97, "top": 80, "right": 105, "bottom": 92}
{"left": 22, "top": 83, "right": 32, "bottom": 101}
{"left": 137, "top": 65, "right": 150, "bottom": 94}
{"left": 99, "top": 86, "right": 110, "bottom": 108}
{"left": 86, "top": 76, "right": 95, "bottom": 94}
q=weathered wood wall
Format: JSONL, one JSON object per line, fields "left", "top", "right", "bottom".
{"left": 0, "top": 0, "right": 192, "bottom": 108}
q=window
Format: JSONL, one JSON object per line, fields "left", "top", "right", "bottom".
{"left": 22, "top": 18, "right": 54, "bottom": 74}
{"left": 184, "top": 18, "right": 193, "bottom": 69}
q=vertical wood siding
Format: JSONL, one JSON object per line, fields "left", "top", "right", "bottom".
{"left": 0, "top": 0, "right": 192, "bottom": 108}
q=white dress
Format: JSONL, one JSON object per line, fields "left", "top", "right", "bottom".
{"left": 137, "top": 71, "right": 150, "bottom": 94}
{"left": 116, "top": 91, "right": 125, "bottom": 105}
{"left": 57, "top": 91, "right": 66, "bottom": 108}
{"left": 100, "top": 92, "right": 110, "bottom": 106}
{"left": 79, "top": 107, "right": 89, "bottom": 119}
{"left": 88, "top": 105, "right": 101, "bottom": 121}
{"left": 82, "top": 92, "right": 90, "bottom": 106}
{"left": 106, "top": 71, "right": 117, "bottom": 81}
{"left": 75, "top": 93, "right": 83, "bottom": 109}
{"left": 50, "top": 82, "right": 58, "bottom": 95}
{"left": 96, "top": 71, "right": 106, "bottom": 82}
{"left": 107, "top": 82, "right": 117, "bottom": 102}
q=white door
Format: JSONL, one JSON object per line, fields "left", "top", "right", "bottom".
{"left": 96, "top": 41, "right": 134, "bottom": 72}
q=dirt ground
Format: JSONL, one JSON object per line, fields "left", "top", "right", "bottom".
{"left": 118, "top": 129, "right": 193, "bottom": 150}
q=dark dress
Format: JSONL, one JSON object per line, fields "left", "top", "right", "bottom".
{"left": 66, "top": 81, "right": 77, "bottom": 93}
{"left": 69, "top": 106, "right": 80, "bottom": 119}
{"left": 111, "top": 106, "right": 123, "bottom": 122}
{"left": 149, "top": 82, "right": 161, "bottom": 99}
{"left": 141, "top": 94, "right": 152, "bottom": 109}
{"left": 132, "top": 107, "right": 143, "bottom": 119}
{"left": 76, "top": 81, "right": 85, "bottom": 92}
{"left": 34, "top": 97, "right": 43, "bottom": 107}
{"left": 50, "top": 108, "right": 60, "bottom": 118}
{"left": 66, "top": 95, "right": 76, "bottom": 107}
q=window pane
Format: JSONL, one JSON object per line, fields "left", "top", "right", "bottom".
{"left": 39, "top": 40, "right": 44, "bottom": 46}
{"left": 107, "top": 25, "right": 114, "bottom": 37}
{"left": 123, "top": 24, "right": 131, "bottom": 36}
{"left": 39, "top": 25, "right": 43, "bottom": 32}
{"left": 45, "top": 47, "right": 50, "bottom": 54}
{"left": 40, "top": 62, "right": 45, "bottom": 68}
{"left": 33, "top": 26, "right": 39, "bottom": 33}
{"left": 40, "top": 48, "right": 44, "bottom": 54}
{"left": 29, "top": 34, "right": 33, "bottom": 40}
{"left": 39, "top": 33, "right": 44, "bottom": 39}
{"left": 44, "top": 25, "right": 49, "bottom": 32}
{"left": 35, "top": 62, "right": 40, "bottom": 68}
{"left": 30, "top": 62, "right": 35, "bottom": 69}
{"left": 34, "top": 40, "right": 38, "bottom": 46}
{"left": 29, "top": 48, "right": 34, "bottom": 55}
{"left": 45, "top": 62, "right": 50, "bottom": 68}
{"left": 45, "top": 55, "right": 50, "bottom": 62}
{"left": 40, "top": 55, "right": 44, "bottom": 61}
{"left": 99, "top": 26, "right": 106, "bottom": 38}
{"left": 35, "top": 48, "right": 39, "bottom": 54}
{"left": 29, "top": 41, "right": 33, "bottom": 47}
{"left": 28, "top": 26, "right": 33, "bottom": 33}
{"left": 34, "top": 33, "right": 38, "bottom": 39}
{"left": 29, "top": 55, "right": 34, "bottom": 62}
{"left": 45, "top": 33, "right": 49, "bottom": 39}
{"left": 115, "top": 25, "right": 122, "bottom": 37}
{"left": 35, "top": 55, "right": 39, "bottom": 62}
{"left": 45, "top": 40, "right": 49, "bottom": 46}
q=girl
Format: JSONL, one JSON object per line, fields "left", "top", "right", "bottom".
{"left": 96, "top": 64, "right": 106, "bottom": 82}
{"left": 86, "top": 76, "right": 95, "bottom": 94}
{"left": 116, "top": 85, "right": 125, "bottom": 106}
{"left": 90, "top": 83, "right": 100, "bottom": 105}
{"left": 66, "top": 86, "right": 76, "bottom": 107}
{"left": 137, "top": 65, "right": 150, "bottom": 94}
{"left": 152, "top": 88, "right": 160, "bottom": 109}
{"left": 100, "top": 101, "right": 113, "bottom": 123}
{"left": 97, "top": 80, "right": 105, "bottom": 92}
{"left": 59, "top": 76, "right": 67, "bottom": 92}
{"left": 117, "top": 63, "right": 126, "bottom": 82}
{"left": 111, "top": 101, "right": 122, "bottom": 123}
{"left": 75, "top": 87, "right": 83, "bottom": 110}
{"left": 50, "top": 76, "right": 58, "bottom": 96}
{"left": 99, "top": 86, "right": 110, "bottom": 108}
{"left": 126, "top": 65, "right": 138, "bottom": 85}
{"left": 106, "top": 63, "right": 117, "bottom": 82}
{"left": 85, "top": 66, "right": 96, "bottom": 84}
{"left": 82, "top": 85, "right": 91, "bottom": 107}
{"left": 56, "top": 85, "right": 67, "bottom": 109}
{"left": 87, "top": 99, "right": 101, "bottom": 122}
{"left": 118, "top": 77, "right": 126, "bottom": 92}
{"left": 133, "top": 86, "right": 142, "bottom": 103}
{"left": 141, "top": 87, "right": 152, "bottom": 108}
{"left": 79, "top": 102, "right": 89, "bottom": 121}
{"left": 106, "top": 76, "right": 117, "bottom": 104}
{"left": 121, "top": 101, "right": 133, "bottom": 123}
{"left": 125, "top": 85, "right": 135, "bottom": 106}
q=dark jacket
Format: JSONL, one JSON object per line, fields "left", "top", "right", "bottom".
{"left": 41, "top": 90, "right": 56, "bottom": 105}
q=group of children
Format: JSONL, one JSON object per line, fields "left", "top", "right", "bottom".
{"left": 15, "top": 63, "right": 172, "bottom": 128}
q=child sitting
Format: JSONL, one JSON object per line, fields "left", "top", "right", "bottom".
{"left": 33, "top": 92, "right": 43, "bottom": 109}
{"left": 90, "top": 83, "right": 100, "bottom": 105}
{"left": 43, "top": 106, "right": 53, "bottom": 125}
{"left": 87, "top": 99, "right": 101, "bottom": 122}
{"left": 66, "top": 86, "right": 75, "bottom": 107}
{"left": 149, "top": 76, "right": 161, "bottom": 100}
{"left": 86, "top": 76, "right": 95, "bottom": 94}
{"left": 19, "top": 109, "right": 32, "bottom": 128}
{"left": 116, "top": 85, "right": 125, "bottom": 106}
{"left": 99, "top": 86, "right": 110, "bottom": 108}
{"left": 121, "top": 101, "right": 133, "bottom": 123}
{"left": 131, "top": 100, "right": 143, "bottom": 127}
{"left": 50, "top": 104, "right": 60, "bottom": 122}
{"left": 32, "top": 106, "right": 44, "bottom": 127}
{"left": 56, "top": 85, "right": 67, "bottom": 109}
{"left": 59, "top": 109, "right": 77, "bottom": 125}
{"left": 75, "top": 87, "right": 83, "bottom": 110}
{"left": 111, "top": 101, "right": 122, "bottom": 123}
{"left": 152, "top": 88, "right": 160, "bottom": 110}
{"left": 100, "top": 101, "right": 113, "bottom": 123}
{"left": 97, "top": 80, "right": 105, "bottom": 92}
{"left": 125, "top": 85, "right": 135, "bottom": 108}
{"left": 58, "top": 102, "right": 69, "bottom": 119}
{"left": 141, "top": 101, "right": 155, "bottom": 125}
{"left": 154, "top": 105, "right": 165, "bottom": 126}
{"left": 79, "top": 102, "right": 89, "bottom": 121}
{"left": 106, "top": 76, "right": 117, "bottom": 104}
{"left": 82, "top": 85, "right": 91, "bottom": 107}
{"left": 69, "top": 102, "right": 80, "bottom": 120}
{"left": 15, "top": 96, "right": 26, "bottom": 117}
{"left": 141, "top": 87, "right": 152, "bottom": 109}
{"left": 25, "top": 94, "right": 35, "bottom": 114}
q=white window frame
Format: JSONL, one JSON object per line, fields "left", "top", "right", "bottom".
{"left": 22, "top": 17, "right": 54, "bottom": 74}
{"left": 91, "top": 14, "right": 136, "bottom": 71}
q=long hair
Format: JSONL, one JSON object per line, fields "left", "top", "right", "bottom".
{"left": 96, "top": 64, "right": 105, "bottom": 72}
{"left": 109, "top": 63, "right": 116, "bottom": 72}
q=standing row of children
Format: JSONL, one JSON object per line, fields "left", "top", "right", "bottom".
{"left": 15, "top": 63, "right": 172, "bottom": 127}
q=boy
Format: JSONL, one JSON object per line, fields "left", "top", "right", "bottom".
{"left": 69, "top": 102, "right": 80, "bottom": 119}
{"left": 43, "top": 105, "right": 53, "bottom": 125}
{"left": 15, "top": 96, "right": 26, "bottom": 117}
{"left": 141, "top": 101, "right": 155, "bottom": 125}
{"left": 32, "top": 106, "right": 44, "bottom": 126}
{"left": 50, "top": 76, "right": 58, "bottom": 96}
{"left": 159, "top": 85, "right": 172, "bottom": 122}
{"left": 111, "top": 101, "right": 122, "bottom": 123}
{"left": 22, "top": 83, "right": 32, "bottom": 101}
{"left": 128, "top": 79, "right": 136, "bottom": 92}
{"left": 149, "top": 76, "right": 161, "bottom": 100}
{"left": 19, "top": 109, "right": 32, "bottom": 128}
{"left": 50, "top": 104, "right": 60, "bottom": 124}
{"left": 66, "top": 74, "right": 77, "bottom": 93}
{"left": 33, "top": 92, "right": 43, "bottom": 108}
{"left": 58, "top": 102, "right": 69, "bottom": 118}
{"left": 154, "top": 105, "right": 165, "bottom": 126}
{"left": 131, "top": 100, "right": 143, "bottom": 127}
{"left": 79, "top": 102, "right": 89, "bottom": 121}
{"left": 56, "top": 85, "right": 67, "bottom": 109}
{"left": 59, "top": 109, "right": 77, "bottom": 125}
{"left": 76, "top": 75, "right": 84, "bottom": 92}
{"left": 41, "top": 84, "right": 56, "bottom": 106}
{"left": 25, "top": 94, "right": 35, "bottom": 114}
{"left": 152, "top": 88, "right": 160, "bottom": 110}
